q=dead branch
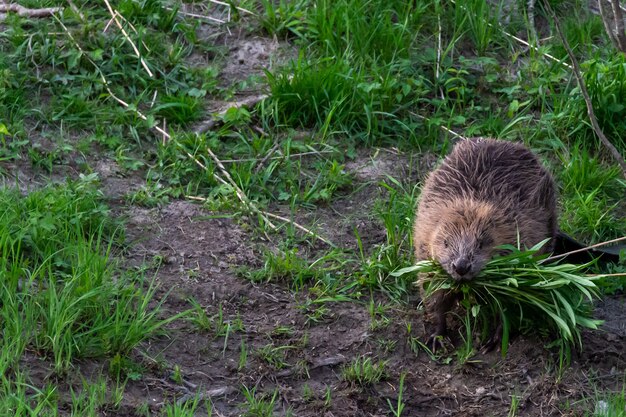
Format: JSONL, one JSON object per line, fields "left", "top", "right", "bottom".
{"left": 544, "top": 0, "right": 626, "bottom": 177}
{"left": 0, "top": 2, "right": 62, "bottom": 21}
{"left": 527, "top": 0, "right": 538, "bottom": 44}
{"left": 103, "top": 0, "right": 153, "bottom": 77}
{"left": 410, "top": 111, "right": 468, "bottom": 141}
{"left": 263, "top": 211, "right": 335, "bottom": 247}
{"left": 187, "top": 195, "right": 335, "bottom": 247}
{"left": 542, "top": 235, "right": 626, "bottom": 263}
{"left": 597, "top": 0, "right": 626, "bottom": 52}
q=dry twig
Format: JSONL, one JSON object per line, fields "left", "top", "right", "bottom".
{"left": 542, "top": 235, "right": 626, "bottom": 263}
{"left": 410, "top": 111, "right": 468, "bottom": 141}
{"left": 0, "top": 2, "right": 62, "bottom": 21}
{"left": 103, "top": 0, "right": 153, "bottom": 77}
{"left": 169, "top": 7, "right": 226, "bottom": 24}
{"left": 544, "top": 0, "right": 626, "bottom": 176}
{"left": 66, "top": 0, "right": 84, "bottom": 22}
{"left": 597, "top": 0, "right": 626, "bottom": 52}
{"left": 187, "top": 195, "right": 335, "bottom": 247}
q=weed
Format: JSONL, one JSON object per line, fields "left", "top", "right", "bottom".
{"left": 324, "top": 385, "right": 332, "bottom": 408}
{"left": 455, "top": 306, "right": 477, "bottom": 366}
{"left": 239, "top": 339, "right": 249, "bottom": 371}
{"left": 241, "top": 386, "right": 278, "bottom": 417}
{"left": 590, "top": 387, "right": 626, "bottom": 417}
{"left": 259, "top": 0, "right": 307, "bottom": 38}
{"left": 455, "top": 0, "right": 501, "bottom": 55}
{"left": 302, "top": 383, "right": 314, "bottom": 402}
{"left": 162, "top": 393, "right": 202, "bottom": 417}
{"left": 341, "top": 356, "right": 387, "bottom": 386}
{"left": 356, "top": 177, "right": 418, "bottom": 299}
{"left": 368, "top": 299, "right": 392, "bottom": 331}
{"left": 188, "top": 298, "right": 213, "bottom": 332}
{"left": 256, "top": 343, "right": 295, "bottom": 370}
{"left": 509, "top": 394, "right": 520, "bottom": 417}
{"left": 376, "top": 338, "right": 397, "bottom": 354}
{"left": 386, "top": 372, "right": 407, "bottom": 417}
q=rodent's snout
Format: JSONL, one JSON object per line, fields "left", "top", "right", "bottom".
{"left": 452, "top": 258, "right": 472, "bottom": 279}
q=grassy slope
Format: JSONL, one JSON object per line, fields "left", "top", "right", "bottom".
{"left": 0, "top": 0, "right": 625, "bottom": 415}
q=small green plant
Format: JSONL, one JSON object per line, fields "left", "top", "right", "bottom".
{"left": 341, "top": 356, "right": 387, "bottom": 386}
{"left": 239, "top": 339, "right": 249, "bottom": 371}
{"left": 386, "top": 372, "right": 407, "bottom": 417}
{"left": 324, "top": 385, "right": 332, "bottom": 408}
{"left": 188, "top": 298, "right": 213, "bottom": 332}
{"left": 455, "top": 307, "right": 477, "bottom": 366}
{"left": 590, "top": 387, "right": 626, "bottom": 417}
{"left": 162, "top": 393, "right": 202, "bottom": 417}
{"left": 256, "top": 343, "right": 295, "bottom": 370}
{"left": 457, "top": 0, "right": 503, "bottom": 55}
{"left": 356, "top": 177, "right": 418, "bottom": 299}
{"left": 302, "top": 383, "right": 314, "bottom": 402}
{"left": 241, "top": 386, "right": 278, "bottom": 417}
{"left": 368, "top": 299, "right": 391, "bottom": 331}
{"left": 259, "top": 0, "right": 307, "bottom": 38}
{"left": 508, "top": 394, "right": 520, "bottom": 417}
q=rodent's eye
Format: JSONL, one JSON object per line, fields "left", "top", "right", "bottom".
{"left": 478, "top": 237, "right": 492, "bottom": 250}
{"left": 443, "top": 239, "right": 449, "bottom": 248}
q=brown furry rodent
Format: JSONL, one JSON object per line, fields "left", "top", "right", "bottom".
{"left": 413, "top": 138, "right": 558, "bottom": 345}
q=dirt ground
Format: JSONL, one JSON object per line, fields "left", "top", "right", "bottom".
{"left": 105, "top": 159, "right": 624, "bottom": 417}
{"left": 4, "top": 19, "right": 626, "bottom": 417}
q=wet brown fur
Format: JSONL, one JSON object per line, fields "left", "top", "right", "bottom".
{"left": 413, "top": 138, "right": 558, "bottom": 342}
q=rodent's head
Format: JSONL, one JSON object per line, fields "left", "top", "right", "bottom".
{"left": 431, "top": 199, "right": 508, "bottom": 282}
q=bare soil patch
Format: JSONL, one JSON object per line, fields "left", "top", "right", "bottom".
{"left": 111, "top": 190, "right": 626, "bottom": 416}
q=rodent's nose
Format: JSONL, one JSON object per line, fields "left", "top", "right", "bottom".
{"left": 453, "top": 259, "right": 471, "bottom": 276}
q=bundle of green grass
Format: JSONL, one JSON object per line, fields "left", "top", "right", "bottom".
{"left": 393, "top": 240, "right": 605, "bottom": 354}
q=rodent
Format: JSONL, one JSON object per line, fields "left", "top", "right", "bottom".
{"left": 412, "top": 138, "right": 558, "bottom": 346}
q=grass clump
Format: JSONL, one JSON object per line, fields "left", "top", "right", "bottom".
{"left": 393, "top": 241, "right": 604, "bottom": 355}
{"left": 341, "top": 356, "right": 387, "bottom": 386}
{"left": 0, "top": 177, "right": 185, "bottom": 374}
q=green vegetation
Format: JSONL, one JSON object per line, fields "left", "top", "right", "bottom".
{"left": 0, "top": 177, "right": 185, "bottom": 412}
{"left": 394, "top": 243, "right": 604, "bottom": 355}
{"left": 341, "top": 356, "right": 388, "bottom": 386}
{"left": 0, "top": 0, "right": 624, "bottom": 415}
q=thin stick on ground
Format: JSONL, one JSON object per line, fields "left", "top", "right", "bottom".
{"left": 410, "top": 112, "right": 468, "bottom": 140}
{"left": 542, "top": 235, "right": 626, "bottom": 263}
{"left": 168, "top": 7, "right": 226, "bottom": 24}
{"left": 435, "top": 0, "right": 445, "bottom": 100}
{"left": 103, "top": 0, "right": 153, "bottom": 78}
{"left": 543, "top": 0, "right": 626, "bottom": 177}
{"left": 207, "top": 0, "right": 256, "bottom": 16}
{"left": 217, "top": 151, "right": 335, "bottom": 164}
{"left": 0, "top": 2, "right": 62, "bottom": 21}
{"left": 186, "top": 195, "right": 335, "bottom": 247}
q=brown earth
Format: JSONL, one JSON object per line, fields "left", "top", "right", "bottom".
{"left": 107, "top": 155, "right": 625, "bottom": 417}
